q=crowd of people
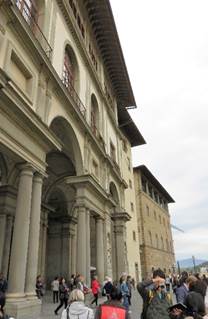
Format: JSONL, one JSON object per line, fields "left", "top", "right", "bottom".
{"left": 1, "top": 269, "right": 208, "bottom": 319}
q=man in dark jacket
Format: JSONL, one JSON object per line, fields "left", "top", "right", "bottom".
{"left": 0, "top": 274, "right": 7, "bottom": 312}
{"left": 137, "top": 269, "right": 171, "bottom": 319}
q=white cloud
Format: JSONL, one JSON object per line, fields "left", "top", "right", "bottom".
{"left": 110, "top": 0, "right": 208, "bottom": 260}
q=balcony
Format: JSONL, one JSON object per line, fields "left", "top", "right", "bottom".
{"left": 62, "top": 80, "right": 86, "bottom": 119}
{"left": 15, "top": 0, "right": 52, "bottom": 58}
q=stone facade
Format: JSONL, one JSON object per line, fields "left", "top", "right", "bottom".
{"left": 0, "top": 1, "right": 145, "bottom": 318}
{"left": 134, "top": 166, "right": 175, "bottom": 279}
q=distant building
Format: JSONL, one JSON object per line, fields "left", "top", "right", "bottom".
{"left": 134, "top": 165, "right": 175, "bottom": 278}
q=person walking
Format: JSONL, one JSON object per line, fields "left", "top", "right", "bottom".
{"left": 61, "top": 289, "right": 94, "bottom": 319}
{"left": 36, "top": 275, "right": 44, "bottom": 299}
{"left": 120, "top": 275, "right": 130, "bottom": 310}
{"left": 54, "top": 277, "right": 69, "bottom": 316}
{"left": 103, "top": 277, "right": 113, "bottom": 300}
{"left": 126, "top": 276, "right": 132, "bottom": 306}
{"left": 95, "top": 285, "right": 130, "bottom": 319}
{"left": 91, "top": 276, "right": 100, "bottom": 307}
{"left": 51, "top": 276, "right": 59, "bottom": 303}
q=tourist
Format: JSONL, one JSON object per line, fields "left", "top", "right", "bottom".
{"left": 103, "top": 277, "right": 113, "bottom": 300}
{"left": 51, "top": 276, "right": 59, "bottom": 303}
{"left": 54, "top": 277, "right": 69, "bottom": 315}
{"left": 36, "top": 275, "right": 44, "bottom": 299}
{"left": 176, "top": 272, "right": 190, "bottom": 304}
{"left": 61, "top": 289, "right": 94, "bottom": 319}
{"left": 137, "top": 268, "right": 171, "bottom": 319}
{"left": 95, "top": 285, "right": 130, "bottom": 319}
{"left": 91, "top": 276, "right": 100, "bottom": 306}
{"left": 0, "top": 305, "right": 9, "bottom": 319}
{"left": 126, "top": 275, "right": 132, "bottom": 306}
{"left": 70, "top": 274, "right": 76, "bottom": 291}
{"left": 77, "top": 275, "right": 90, "bottom": 295}
{"left": 120, "top": 274, "right": 130, "bottom": 310}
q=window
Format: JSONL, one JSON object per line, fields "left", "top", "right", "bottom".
{"left": 141, "top": 178, "right": 146, "bottom": 192}
{"left": 154, "top": 211, "right": 157, "bottom": 220}
{"left": 129, "top": 179, "right": 132, "bottom": 189}
{"left": 110, "top": 142, "right": 116, "bottom": 162}
{"left": 131, "top": 202, "right": 134, "bottom": 211}
{"left": 156, "top": 234, "right": 159, "bottom": 248}
{"left": 148, "top": 231, "right": 152, "bottom": 246}
{"left": 146, "top": 205, "right": 150, "bottom": 217}
{"left": 62, "top": 49, "right": 74, "bottom": 89}
{"left": 91, "top": 95, "right": 99, "bottom": 136}
{"left": 69, "top": 0, "right": 85, "bottom": 39}
{"left": 92, "top": 160, "right": 98, "bottom": 178}
{"left": 161, "top": 237, "right": 164, "bottom": 250}
{"left": 127, "top": 157, "right": 131, "bottom": 171}
{"left": 133, "top": 231, "right": 136, "bottom": 241}
{"left": 16, "top": 0, "right": 37, "bottom": 26}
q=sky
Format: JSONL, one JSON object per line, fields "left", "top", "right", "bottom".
{"left": 110, "top": 0, "right": 208, "bottom": 261}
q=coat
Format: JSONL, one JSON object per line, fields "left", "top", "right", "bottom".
{"left": 61, "top": 302, "right": 94, "bottom": 319}
{"left": 91, "top": 280, "right": 100, "bottom": 295}
{"left": 176, "top": 284, "right": 189, "bottom": 304}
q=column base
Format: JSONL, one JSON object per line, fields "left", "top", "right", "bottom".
{"left": 5, "top": 297, "right": 41, "bottom": 319}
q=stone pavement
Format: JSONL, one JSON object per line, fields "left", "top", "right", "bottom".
{"left": 39, "top": 289, "right": 143, "bottom": 319}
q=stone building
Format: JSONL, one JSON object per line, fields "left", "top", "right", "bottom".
{"left": 134, "top": 165, "right": 175, "bottom": 279}
{"left": 0, "top": 0, "right": 145, "bottom": 318}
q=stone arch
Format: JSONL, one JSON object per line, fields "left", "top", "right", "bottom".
{"left": 109, "top": 181, "right": 120, "bottom": 206}
{"left": 90, "top": 94, "right": 99, "bottom": 135}
{"left": 49, "top": 116, "right": 83, "bottom": 176}
{"left": 62, "top": 42, "right": 80, "bottom": 93}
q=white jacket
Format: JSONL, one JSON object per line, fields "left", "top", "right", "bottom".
{"left": 61, "top": 302, "right": 94, "bottom": 319}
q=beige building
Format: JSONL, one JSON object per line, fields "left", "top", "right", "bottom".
{"left": 0, "top": 1, "right": 145, "bottom": 318}
{"left": 134, "top": 166, "right": 175, "bottom": 279}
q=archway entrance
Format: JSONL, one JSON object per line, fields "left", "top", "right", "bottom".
{"left": 38, "top": 117, "right": 83, "bottom": 286}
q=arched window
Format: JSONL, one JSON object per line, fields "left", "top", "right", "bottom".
{"left": 161, "top": 236, "right": 164, "bottom": 250}
{"left": 148, "top": 231, "right": 152, "bottom": 246}
{"left": 63, "top": 48, "right": 74, "bottom": 90}
{"left": 166, "top": 239, "right": 169, "bottom": 251}
{"left": 155, "top": 234, "right": 159, "bottom": 248}
{"left": 91, "top": 94, "right": 99, "bottom": 136}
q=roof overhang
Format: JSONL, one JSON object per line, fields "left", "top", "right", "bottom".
{"left": 134, "top": 165, "right": 175, "bottom": 203}
{"left": 84, "top": 0, "right": 146, "bottom": 147}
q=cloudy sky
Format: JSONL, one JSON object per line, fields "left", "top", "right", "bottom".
{"left": 110, "top": 0, "right": 208, "bottom": 261}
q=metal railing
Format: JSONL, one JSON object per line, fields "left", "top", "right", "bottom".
{"left": 63, "top": 80, "right": 86, "bottom": 118}
{"left": 15, "top": 0, "right": 52, "bottom": 58}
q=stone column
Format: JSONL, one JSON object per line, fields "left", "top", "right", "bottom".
{"left": 76, "top": 206, "right": 87, "bottom": 278}
{"left": 25, "top": 173, "right": 43, "bottom": 298}
{"left": 69, "top": 218, "right": 77, "bottom": 276}
{"left": 112, "top": 212, "right": 131, "bottom": 280}
{"left": 2, "top": 215, "right": 13, "bottom": 277}
{"left": 7, "top": 164, "right": 34, "bottom": 297}
{"left": 41, "top": 215, "right": 48, "bottom": 279}
{"left": 0, "top": 214, "right": 6, "bottom": 271}
{"left": 96, "top": 217, "right": 105, "bottom": 282}
{"left": 86, "top": 209, "right": 91, "bottom": 286}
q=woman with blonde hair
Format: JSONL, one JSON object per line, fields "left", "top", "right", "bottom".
{"left": 61, "top": 289, "right": 94, "bottom": 319}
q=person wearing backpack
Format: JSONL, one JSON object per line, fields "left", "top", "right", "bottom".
{"left": 61, "top": 289, "right": 94, "bottom": 319}
{"left": 137, "top": 269, "right": 171, "bottom": 319}
{"left": 95, "top": 285, "right": 130, "bottom": 319}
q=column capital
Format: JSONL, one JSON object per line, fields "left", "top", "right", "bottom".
{"left": 18, "top": 163, "right": 35, "bottom": 176}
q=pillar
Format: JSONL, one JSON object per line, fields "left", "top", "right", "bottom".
{"left": 7, "top": 164, "right": 34, "bottom": 297}
{"left": 71, "top": 231, "right": 76, "bottom": 275}
{"left": 0, "top": 214, "right": 6, "bottom": 271}
{"left": 86, "top": 209, "right": 91, "bottom": 286}
{"left": 2, "top": 215, "right": 13, "bottom": 277}
{"left": 76, "top": 206, "right": 87, "bottom": 278}
{"left": 96, "top": 217, "right": 105, "bottom": 282}
{"left": 41, "top": 215, "right": 47, "bottom": 279}
{"left": 25, "top": 173, "right": 43, "bottom": 298}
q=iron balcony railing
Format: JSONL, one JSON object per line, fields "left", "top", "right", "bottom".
{"left": 15, "top": 0, "right": 52, "bottom": 58}
{"left": 62, "top": 79, "right": 86, "bottom": 118}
